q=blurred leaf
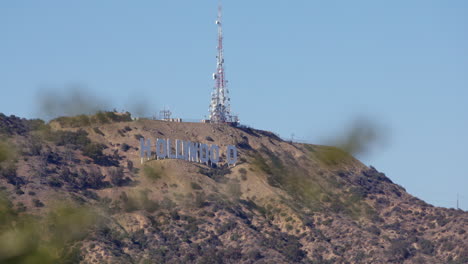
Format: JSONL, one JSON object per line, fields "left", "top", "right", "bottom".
{"left": 0, "top": 196, "right": 97, "bottom": 264}
{"left": 0, "top": 142, "right": 12, "bottom": 163}
{"left": 37, "top": 85, "right": 108, "bottom": 120}
{"left": 318, "top": 117, "right": 388, "bottom": 166}
{"left": 143, "top": 165, "right": 163, "bottom": 181}
{"left": 46, "top": 205, "right": 97, "bottom": 244}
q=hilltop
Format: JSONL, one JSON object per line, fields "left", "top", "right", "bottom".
{"left": 0, "top": 112, "right": 467, "bottom": 264}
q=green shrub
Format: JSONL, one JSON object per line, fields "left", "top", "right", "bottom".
{"left": 33, "top": 199, "right": 45, "bottom": 207}
{"left": 354, "top": 251, "right": 366, "bottom": 262}
{"left": 252, "top": 153, "right": 272, "bottom": 175}
{"left": 127, "top": 160, "right": 134, "bottom": 171}
{"left": 93, "top": 127, "right": 105, "bottom": 136}
{"left": 53, "top": 112, "right": 132, "bottom": 128}
{"left": 16, "top": 202, "right": 27, "bottom": 212}
{"left": 142, "top": 198, "right": 159, "bottom": 213}
{"left": 244, "top": 249, "right": 263, "bottom": 260}
{"left": 119, "top": 192, "right": 138, "bottom": 212}
{"left": 78, "top": 168, "right": 107, "bottom": 189}
{"left": 194, "top": 193, "right": 207, "bottom": 208}
{"left": 198, "top": 165, "right": 231, "bottom": 183}
{"left": 387, "top": 239, "right": 414, "bottom": 261}
{"left": 216, "top": 220, "right": 237, "bottom": 235}
{"left": 262, "top": 232, "right": 306, "bottom": 262}
{"left": 0, "top": 114, "right": 45, "bottom": 136}
{"left": 94, "top": 112, "right": 109, "bottom": 124}
{"left": 82, "top": 143, "right": 105, "bottom": 159}
{"left": 322, "top": 219, "right": 333, "bottom": 226}
{"left": 134, "top": 134, "right": 144, "bottom": 140}
{"left": 367, "top": 225, "right": 381, "bottom": 236}
{"left": 109, "top": 167, "right": 129, "bottom": 187}
{"left": 48, "top": 177, "right": 63, "bottom": 188}
{"left": 418, "top": 238, "right": 434, "bottom": 255}
{"left": 239, "top": 168, "right": 247, "bottom": 181}
{"left": 59, "top": 167, "right": 107, "bottom": 190}
{"left": 1, "top": 164, "right": 24, "bottom": 187}
{"left": 230, "top": 233, "right": 239, "bottom": 241}
{"left": 81, "top": 190, "right": 99, "bottom": 201}
{"left": 82, "top": 143, "right": 118, "bottom": 167}
{"left": 191, "top": 182, "right": 202, "bottom": 190}
{"left": 121, "top": 143, "right": 131, "bottom": 152}
{"left": 49, "top": 129, "right": 91, "bottom": 148}
{"left": 54, "top": 115, "right": 91, "bottom": 128}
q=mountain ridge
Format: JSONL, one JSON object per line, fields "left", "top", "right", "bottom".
{"left": 0, "top": 112, "right": 466, "bottom": 263}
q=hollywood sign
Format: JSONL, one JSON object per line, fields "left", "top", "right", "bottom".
{"left": 140, "top": 138, "right": 238, "bottom": 166}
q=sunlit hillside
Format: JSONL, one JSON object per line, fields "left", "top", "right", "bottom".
{"left": 0, "top": 113, "right": 467, "bottom": 264}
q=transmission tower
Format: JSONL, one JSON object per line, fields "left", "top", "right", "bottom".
{"left": 159, "top": 106, "right": 172, "bottom": 120}
{"left": 209, "top": 0, "right": 238, "bottom": 124}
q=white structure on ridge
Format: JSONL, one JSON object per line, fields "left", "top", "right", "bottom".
{"left": 208, "top": 0, "right": 238, "bottom": 124}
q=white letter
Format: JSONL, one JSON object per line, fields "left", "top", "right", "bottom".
{"left": 167, "top": 139, "right": 177, "bottom": 159}
{"left": 227, "top": 145, "right": 238, "bottom": 166}
{"left": 209, "top": 145, "right": 220, "bottom": 165}
{"left": 140, "top": 138, "right": 151, "bottom": 159}
{"left": 199, "top": 144, "right": 210, "bottom": 164}
{"left": 156, "top": 138, "right": 167, "bottom": 159}
{"left": 188, "top": 142, "right": 199, "bottom": 162}
{"left": 183, "top": 141, "right": 191, "bottom": 161}
{"left": 176, "top": 139, "right": 186, "bottom": 160}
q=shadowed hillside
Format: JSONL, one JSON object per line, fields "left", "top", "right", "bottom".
{"left": 0, "top": 113, "right": 467, "bottom": 264}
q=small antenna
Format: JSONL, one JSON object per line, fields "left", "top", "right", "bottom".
{"left": 457, "top": 193, "right": 459, "bottom": 210}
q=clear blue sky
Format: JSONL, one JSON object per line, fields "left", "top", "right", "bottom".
{"left": 1, "top": 1, "right": 467, "bottom": 210}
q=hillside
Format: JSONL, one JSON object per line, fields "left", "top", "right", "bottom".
{"left": 0, "top": 113, "right": 467, "bottom": 264}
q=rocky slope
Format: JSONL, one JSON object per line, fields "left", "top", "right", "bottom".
{"left": 0, "top": 112, "right": 467, "bottom": 264}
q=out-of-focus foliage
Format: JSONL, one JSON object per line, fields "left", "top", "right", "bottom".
{"left": 35, "top": 86, "right": 139, "bottom": 128}
{"left": 53, "top": 111, "right": 132, "bottom": 128}
{"left": 309, "top": 145, "right": 354, "bottom": 167}
{"left": 334, "top": 118, "right": 385, "bottom": 156}
{"left": 36, "top": 86, "right": 156, "bottom": 120}
{"left": 319, "top": 117, "right": 388, "bottom": 166}
{"left": 0, "top": 142, "right": 11, "bottom": 164}
{"left": 0, "top": 194, "right": 97, "bottom": 264}
{"left": 143, "top": 165, "right": 163, "bottom": 181}
{"left": 37, "top": 86, "right": 108, "bottom": 120}
{"left": 119, "top": 190, "right": 159, "bottom": 213}
{"left": 0, "top": 141, "right": 17, "bottom": 184}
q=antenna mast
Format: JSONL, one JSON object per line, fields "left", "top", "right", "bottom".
{"left": 209, "top": 0, "right": 238, "bottom": 124}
